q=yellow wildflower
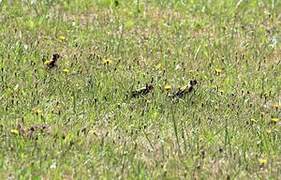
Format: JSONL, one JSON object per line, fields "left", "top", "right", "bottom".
{"left": 258, "top": 158, "right": 267, "bottom": 166}
{"left": 63, "top": 68, "right": 69, "bottom": 74}
{"left": 58, "top": 35, "right": 66, "bottom": 41}
{"left": 103, "top": 59, "right": 113, "bottom": 65}
{"left": 164, "top": 84, "right": 172, "bottom": 92}
{"left": 10, "top": 129, "right": 19, "bottom": 135}
{"left": 215, "top": 68, "right": 222, "bottom": 75}
{"left": 32, "top": 107, "right": 42, "bottom": 114}
{"left": 271, "top": 118, "right": 279, "bottom": 124}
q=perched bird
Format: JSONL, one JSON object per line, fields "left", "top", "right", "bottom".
{"left": 131, "top": 84, "right": 154, "bottom": 98}
{"left": 168, "top": 80, "right": 198, "bottom": 98}
{"left": 44, "top": 53, "right": 60, "bottom": 69}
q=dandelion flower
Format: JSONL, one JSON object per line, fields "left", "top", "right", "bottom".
{"left": 215, "top": 68, "right": 222, "bottom": 75}
{"left": 63, "top": 68, "right": 69, "bottom": 74}
{"left": 271, "top": 118, "right": 279, "bottom": 124}
{"left": 32, "top": 107, "right": 42, "bottom": 114}
{"left": 164, "top": 84, "right": 172, "bottom": 92}
{"left": 258, "top": 158, "right": 267, "bottom": 166}
{"left": 103, "top": 59, "right": 113, "bottom": 65}
{"left": 10, "top": 129, "right": 19, "bottom": 135}
{"left": 58, "top": 35, "right": 66, "bottom": 41}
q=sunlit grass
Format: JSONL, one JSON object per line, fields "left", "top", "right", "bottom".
{"left": 0, "top": 0, "right": 280, "bottom": 179}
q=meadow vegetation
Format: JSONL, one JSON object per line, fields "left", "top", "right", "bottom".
{"left": 0, "top": 0, "right": 280, "bottom": 179}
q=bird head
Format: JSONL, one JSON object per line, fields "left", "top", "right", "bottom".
{"left": 146, "top": 84, "right": 154, "bottom": 90}
{"left": 52, "top": 53, "right": 60, "bottom": 62}
{"left": 189, "top": 80, "right": 198, "bottom": 86}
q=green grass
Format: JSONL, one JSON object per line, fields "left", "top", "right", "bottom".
{"left": 0, "top": 0, "right": 280, "bottom": 179}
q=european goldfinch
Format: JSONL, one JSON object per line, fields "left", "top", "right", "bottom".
{"left": 168, "top": 80, "right": 197, "bottom": 98}
{"left": 131, "top": 84, "right": 154, "bottom": 98}
{"left": 44, "top": 53, "right": 60, "bottom": 69}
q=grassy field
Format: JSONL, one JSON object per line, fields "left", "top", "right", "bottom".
{"left": 0, "top": 0, "right": 280, "bottom": 179}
